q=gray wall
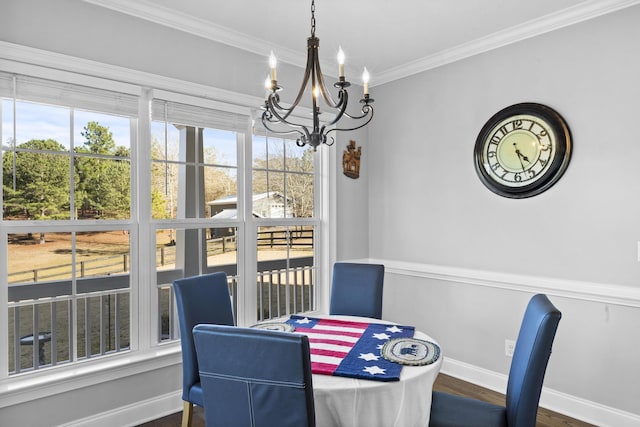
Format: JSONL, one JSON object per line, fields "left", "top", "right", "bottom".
{"left": 336, "top": 127, "right": 370, "bottom": 260}
{"left": 371, "top": 5, "right": 640, "bottom": 420}
{"left": 369, "top": 8, "right": 640, "bottom": 286}
{"left": 2, "top": 0, "right": 638, "bottom": 424}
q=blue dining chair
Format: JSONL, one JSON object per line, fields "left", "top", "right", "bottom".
{"left": 429, "top": 293, "right": 562, "bottom": 427}
{"left": 329, "top": 262, "right": 385, "bottom": 319}
{"left": 173, "top": 272, "right": 235, "bottom": 427}
{"left": 193, "top": 324, "right": 316, "bottom": 427}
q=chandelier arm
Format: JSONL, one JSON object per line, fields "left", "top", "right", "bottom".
{"left": 319, "top": 89, "right": 349, "bottom": 129}
{"left": 263, "top": 42, "right": 314, "bottom": 122}
{"left": 274, "top": 37, "right": 316, "bottom": 122}
{"left": 261, "top": 111, "right": 308, "bottom": 139}
{"left": 314, "top": 50, "right": 350, "bottom": 111}
{"left": 264, "top": 98, "right": 314, "bottom": 131}
{"left": 267, "top": 93, "right": 302, "bottom": 122}
{"left": 342, "top": 103, "right": 374, "bottom": 121}
{"left": 326, "top": 107, "right": 374, "bottom": 133}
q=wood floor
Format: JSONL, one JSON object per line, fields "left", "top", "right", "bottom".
{"left": 138, "top": 373, "right": 593, "bottom": 427}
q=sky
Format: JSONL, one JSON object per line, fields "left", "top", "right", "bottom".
{"left": 2, "top": 98, "right": 312, "bottom": 169}
{"left": 2, "top": 99, "right": 130, "bottom": 151}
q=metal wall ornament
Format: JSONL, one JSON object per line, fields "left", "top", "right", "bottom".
{"left": 343, "top": 140, "right": 361, "bottom": 179}
{"left": 261, "top": 0, "right": 374, "bottom": 151}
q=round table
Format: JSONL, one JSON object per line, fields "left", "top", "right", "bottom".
{"left": 310, "top": 315, "right": 442, "bottom": 427}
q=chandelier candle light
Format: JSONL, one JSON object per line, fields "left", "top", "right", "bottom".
{"left": 261, "top": 0, "right": 375, "bottom": 150}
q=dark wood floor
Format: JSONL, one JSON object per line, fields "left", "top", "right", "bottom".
{"left": 138, "top": 373, "right": 593, "bottom": 427}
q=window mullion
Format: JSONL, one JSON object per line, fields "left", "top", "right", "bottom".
{"left": 239, "top": 116, "right": 257, "bottom": 326}
{"left": 135, "top": 87, "right": 153, "bottom": 351}
{"left": 0, "top": 226, "right": 8, "bottom": 378}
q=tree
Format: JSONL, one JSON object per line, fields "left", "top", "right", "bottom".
{"left": 2, "top": 139, "right": 70, "bottom": 242}
{"left": 285, "top": 148, "right": 314, "bottom": 218}
{"left": 203, "top": 166, "right": 236, "bottom": 208}
{"left": 150, "top": 137, "right": 176, "bottom": 219}
{"left": 75, "top": 121, "right": 130, "bottom": 218}
{"left": 252, "top": 147, "right": 314, "bottom": 218}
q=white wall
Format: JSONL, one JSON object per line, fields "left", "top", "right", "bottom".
{"left": 370, "top": 5, "right": 640, "bottom": 424}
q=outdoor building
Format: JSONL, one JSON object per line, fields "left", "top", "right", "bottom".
{"left": 208, "top": 192, "right": 295, "bottom": 219}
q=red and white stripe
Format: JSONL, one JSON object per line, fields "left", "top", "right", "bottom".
{"left": 294, "top": 318, "right": 369, "bottom": 375}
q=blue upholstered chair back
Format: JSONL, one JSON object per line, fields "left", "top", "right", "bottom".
{"left": 193, "top": 324, "right": 316, "bottom": 427}
{"left": 429, "top": 294, "right": 561, "bottom": 427}
{"left": 173, "top": 272, "right": 235, "bottom": 406}
{"left": 329, "top": 262, "right": 384, "bottom": 319}
{"left": 505, "top": 293, "right": 561, "bottom": 427}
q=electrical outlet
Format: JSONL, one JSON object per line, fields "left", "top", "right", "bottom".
{"left": 505, "top": 339, "right": 515, "bottom": 357}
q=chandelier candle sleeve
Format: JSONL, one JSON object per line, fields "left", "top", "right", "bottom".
{"left": 264, "top": 76, "right": 271, "bottom": 97}
{"left": 269, "top": 51, "right": 277, "bottom": 82}
{"left": 362, "top": 68, "right": 370, "bottom": 96}
{"left": 338, "top": 47, "right": 345, "bottom": 79}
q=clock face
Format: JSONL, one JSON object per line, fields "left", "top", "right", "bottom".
{"left": 474, "top": 103, "right": 571, "bottom": 198}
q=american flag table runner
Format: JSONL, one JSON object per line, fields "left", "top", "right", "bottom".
{"left": 286, "top": 315, "right": 415, "bottom": 382}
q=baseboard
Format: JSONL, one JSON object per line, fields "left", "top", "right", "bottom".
{"left": 58, "top": 390, "right": 183, "bottom": 427}
{"left": 56, "top": 357, "right": 640, "bottom": 427}
{"left": 441, "top": 357, "right": 640, "bottom": 427}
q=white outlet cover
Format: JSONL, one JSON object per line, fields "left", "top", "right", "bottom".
{"left": 505, "top": 339, "right": 515, "bottom": 357}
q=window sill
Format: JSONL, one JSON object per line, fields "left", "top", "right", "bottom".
{"left": 0, "top": 343, "right": 182, "bottom": 409}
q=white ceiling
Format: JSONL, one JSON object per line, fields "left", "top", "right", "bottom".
{"left": 85, "top": 0, "right": 638, "bottom": 85}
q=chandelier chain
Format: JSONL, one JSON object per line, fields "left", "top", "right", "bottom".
{"left": 311, "top": 0, "right": 316, "bottom": 36}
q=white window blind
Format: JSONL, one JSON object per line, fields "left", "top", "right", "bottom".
{"left": 0, "top": 71, "right": 138, "bottom": 117}
{"left": 0, "top": 72, "right": 12, "bottom": 98}
{"left": 152, "top": 99, "right": 248, "bottom": 133}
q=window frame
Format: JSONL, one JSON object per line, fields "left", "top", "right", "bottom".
{"left": 0, "top": 72, "right": 140, "bottom": 377}
{"left": 0, "top": 55, "right": 331, "bottom": 405}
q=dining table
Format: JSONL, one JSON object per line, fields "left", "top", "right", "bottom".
{"left": 267, "top": 314, "right": 444, "bottom": 427}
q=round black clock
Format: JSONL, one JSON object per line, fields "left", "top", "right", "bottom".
{"left": 474, "top": 103, "right": 572, "bottom": 198}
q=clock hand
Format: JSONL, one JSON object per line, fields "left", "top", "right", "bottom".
{"left": 513, "top": 143, "right": 529, "bottom": 172}
{"left": 513, "top": 143, "right": 530, "bottom": 163}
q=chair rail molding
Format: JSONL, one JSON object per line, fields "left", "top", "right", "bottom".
{"left": 360, "top": 258, "right": 640, "bottom": 308}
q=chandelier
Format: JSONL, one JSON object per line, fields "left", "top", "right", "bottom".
{"left": 261, "top": 0, "right": 374, "bottom": 150}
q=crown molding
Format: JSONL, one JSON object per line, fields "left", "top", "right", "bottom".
{"left": 375, "top": 0, "right": 640, "bottom": 85}
{"left": 0, "top": 41, "right": 262, "bottom": 111}
{"left": 81, "top": 0, "right": 305, "bottom": 69}
{"left": 83, "top": 0, "right": 640, "bottom": 87}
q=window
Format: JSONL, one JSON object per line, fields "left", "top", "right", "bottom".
{"left": 253, "top": 133, "right": 317, "bottom": 320}
{"left": 0, "top": 71, "right": 322, "bottom": 379}
{"left": 1, "top": 73, "right": 137, "bottom": 373}
{"left": 252, "top": 134, "right": 314, "bottom": 219}
{"left": 151, "top": 98, "right": 244, "bottom": 339}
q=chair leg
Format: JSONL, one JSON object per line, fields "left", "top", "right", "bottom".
{"left": 181, "top": 401, "right": 193, "bottom": 427}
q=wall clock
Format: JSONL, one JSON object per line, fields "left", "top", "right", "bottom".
{"left": 474, "top": 103, "right": 572, "bottom": 199}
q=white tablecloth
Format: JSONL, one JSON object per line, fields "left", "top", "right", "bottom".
{"left": 310, "top": 315, "right": 442, "bottom": 427}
